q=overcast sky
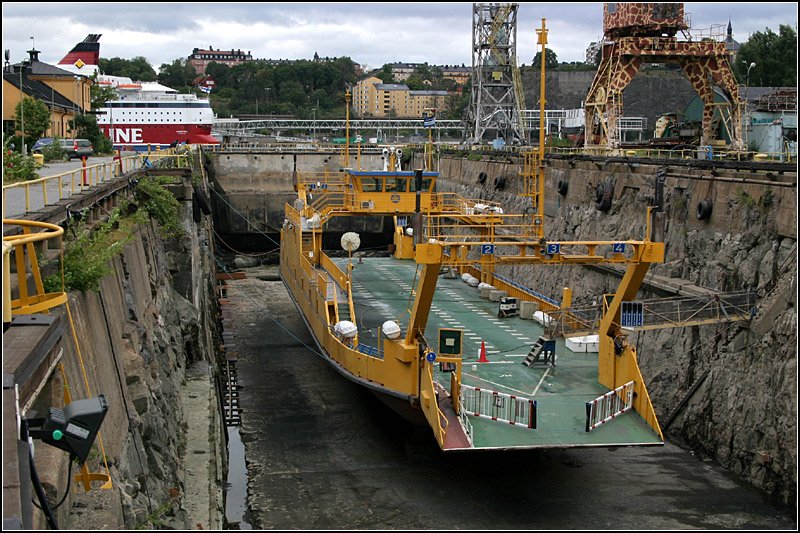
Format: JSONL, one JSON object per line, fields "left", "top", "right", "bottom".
{"left": 2, "top": 2, "right": 797, "bottom": 72}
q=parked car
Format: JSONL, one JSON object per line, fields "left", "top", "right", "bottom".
{"left": 32, "top": 138, "right": 94, "bottom": 160}
{"left": 31, "top": 137, "right": 54, "bottom": 153}
{"left": 62, "top": 139, "right": 94, "bottom": 160}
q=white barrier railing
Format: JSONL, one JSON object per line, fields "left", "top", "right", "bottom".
{"left": 585, "top": 380, "right": 635, "bottom": 432}
{"left": 458, "top": 400, "right": 474, "bottom": 446}
{"left": 460, "top": 384, "right": 537, "bottom": 429}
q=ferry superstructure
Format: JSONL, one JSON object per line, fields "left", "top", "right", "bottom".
{"left": 95, "top": 76, "right": 219, "bottom": 150}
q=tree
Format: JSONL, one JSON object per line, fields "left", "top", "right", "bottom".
{"left": 69, "top": 114, "right": 112, "bottom": 154}
{"left": 158, "top": 58, "right": 197, "bottom": 89}
{"left": 91, "top": 82, "right": 118, "bottom": 109}
{"left": 204, "top": 62, "right": 231, "bottom": 86}
{"left": 14, "top": 97, "right": 51, "bottom": 148}
{"left": 99, "top": 56, "right": 157, "bottom": 81}
{"left": 532, "top": 48, "right": 559, "bottom": 69}
{"left": 405, "top": 74, "right": 426, "bottom": 90}
{"left": 734, "top": 25, "right": 797, "bottom": 87}
{"left": 375, "top": 64, "right": 396, "bottom": 84}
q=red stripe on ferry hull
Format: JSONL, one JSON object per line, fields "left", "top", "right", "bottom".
{"left": 100, "top": 124, "right": 220, "bottom": 146}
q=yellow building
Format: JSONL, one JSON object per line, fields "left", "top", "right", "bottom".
{"left": 2, "top": 49, "right": 91, "bottom": 143}
{"left": 440, "top": 65, "right": 471, "bottom": 86}
{"left": 353, "top": 76, "right": 450, "bottom": 118}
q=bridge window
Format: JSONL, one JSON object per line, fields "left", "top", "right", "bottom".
{"left": 410, "top": 178, "right": 432, "bottom": 192}
{"left": 360, "top": 178, "right": 383, "bottom": 192}
{"left": 385, "top": 177, "right": 408, "bottom": 192}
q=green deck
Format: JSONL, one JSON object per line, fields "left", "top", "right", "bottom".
{"left": 337, "top": 256, "right": 663, "bottom": 450}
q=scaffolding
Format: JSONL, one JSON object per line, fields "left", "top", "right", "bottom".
{"left": 466, "top": 3, "right": 526, "bottom": 145}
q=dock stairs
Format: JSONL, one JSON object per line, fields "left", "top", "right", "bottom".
{"left": 522, "top": 336, "right": 556, "bottom": 367}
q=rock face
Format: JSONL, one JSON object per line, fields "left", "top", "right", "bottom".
{"left": 53, "top": 179, "right": 224, "bottom": 529}
{"left": 425, "top": 153, "right": 797, "bottom": 509}
{"left": 522, "top": 68, "right": 698, "bottom": 136}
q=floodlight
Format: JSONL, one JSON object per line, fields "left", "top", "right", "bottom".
{"left": 26, "top": 395, "right": 108, "bottom": 465}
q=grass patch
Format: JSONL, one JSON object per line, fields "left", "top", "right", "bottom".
{"left": 44, "top": 177, "right": 184, "bottom": 293}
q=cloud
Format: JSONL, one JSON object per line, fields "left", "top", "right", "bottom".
{"left": 2, "top": 2, "right": 797, "bottom": 71}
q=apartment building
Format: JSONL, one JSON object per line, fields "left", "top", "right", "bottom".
{"left": 352, "top": 76, "right": 449, "bottom": 118}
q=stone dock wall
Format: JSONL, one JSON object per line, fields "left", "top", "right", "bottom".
{"left": 28, "top": 177, "right": 226, "bottom": 529}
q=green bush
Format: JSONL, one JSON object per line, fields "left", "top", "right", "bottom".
{"left": 135, "top": 176, "right": 184, "bottom": 238}
{"left": 43, "top": 209, "right": 133, "bottom": 293}
{"left": 40, "top": 175, "right": 185, "bottom": 293}
{"left": 3, "top": 136, "right": 39, "bottom": 182}
{"left": 41, "top": 138, "right": 66, "bottom": 162}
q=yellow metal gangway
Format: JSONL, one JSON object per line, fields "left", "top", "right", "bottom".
{"left": 543, "top": 290, "right": 757, "bottom": 339}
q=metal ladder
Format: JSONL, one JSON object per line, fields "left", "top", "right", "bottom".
{"left": 522, "top": 336, "right": 556, "bottom": 367}
{"left": 223, "top": 360, "right": 241, "bottom": 426}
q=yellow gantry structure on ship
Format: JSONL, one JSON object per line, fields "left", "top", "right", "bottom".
{"left": 282, "top": 18, "right": 669, "bottom": 448}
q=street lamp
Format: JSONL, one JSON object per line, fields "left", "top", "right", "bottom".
{"left": 742, "top": 61, "right": 755, "bottom": 150}
{"left": 20, "top": 60, "right": 26, "bottom": 155}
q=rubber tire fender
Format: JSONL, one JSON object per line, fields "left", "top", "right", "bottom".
{"left": 478, "top": 171, "right": 488, "bottom": 185}
{"left": 557, "top": 179, "right": 569, "bottom": 196}
{"left": 193, "top": 184, "right": 212, "bottom": 215}
{"left": 595, "top": 181, "right": 613, "bottom": 212}
{"left": 696, "top": 198, "right": 713, "bottom": 221}
{"left": 595, "top": 184, "right": 604, "bottom": 203}
{"left": 192, "top": 195, "right": 202, "bottom": 223}
{"left": 494, "top": 176, "right": 506, "bottom": 190}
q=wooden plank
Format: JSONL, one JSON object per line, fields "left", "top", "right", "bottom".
{"left": 216, "top": 272, "right": 246, "bottom": 280}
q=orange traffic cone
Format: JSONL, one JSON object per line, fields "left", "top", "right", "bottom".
{"left": 478, "top": 340, "right": 489, "bottom": 363}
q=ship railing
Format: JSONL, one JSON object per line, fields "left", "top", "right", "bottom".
{"left": 543, "top": 306, "right": 599, "bottom": 338}
{"left": 423, "top": 214, "right": 543, "bottom": 245}
{"left": 433, "top": 193, "right": 504, "bottom": 214}
{"left": 319, "top": 252, "right": 358, "bottom": 343}
{"left": 598, "top": 290, "right": 757, "bottom": 333}
{"left": 297, "top": 172, "right": 351, "bottom": 190}
{"left": 464, "top": 265, "right": 562, "bottom": 315}
{"left": 460, "top": 385, "right": 537, "bottom": 430}
{"left": 421, "top": 361, "right": 449, "bottom": 449}
{"left": 458, "top": 401, "right": 474, "bottom": 446}
{"left": 320, "top": 253, "right": 348, "bottom": 290}
{"left": 585, "top": 381, "right": 635, "bottom": 432}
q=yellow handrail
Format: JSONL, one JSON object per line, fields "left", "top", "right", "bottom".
{"left": 3, "top": 218, "right": 113, "bottom": 489}
{"left": 420, "top": 360, "right": 448, "bottom": 449}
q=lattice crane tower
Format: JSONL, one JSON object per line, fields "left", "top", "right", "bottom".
{"left": 467, "top": 3, "right": 526, "bottom": 145}
{"left": 584, "top": 3, "right": 744, "bottom": 152}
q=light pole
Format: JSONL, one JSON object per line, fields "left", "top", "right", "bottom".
{"left": 20, "top": 60, "right": 26, "bottom": 155}
{"left": 743, "top": 61, "right": 755, "bottom": 150}
{"left": 312, "top": 106, "right": 316, "bottom": 140}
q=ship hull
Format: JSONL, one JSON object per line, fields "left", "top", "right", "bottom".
{"left": 99, "top": 123, "right": 219, "bottom": 151}
{"left": 277, "top": 168, "right": 665, "bottom": 452}
{"left": 281, "top": 272, "right": 429, "bottom": 427}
